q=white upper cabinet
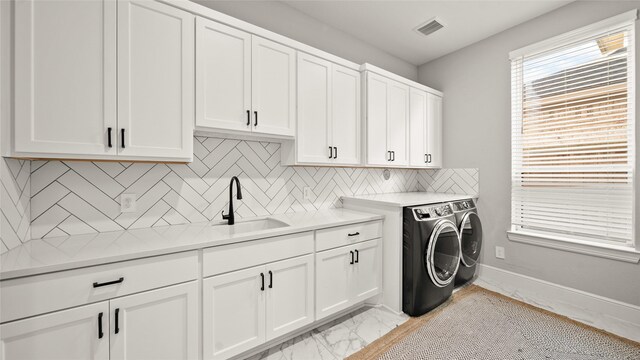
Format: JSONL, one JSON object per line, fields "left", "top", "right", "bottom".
{"left": 331, "top": 65, "right": 361, "bottom": 165}
{"left": 12, "top": 0, "right": 193, "bottom": 161}
{"left": 364, "top": 72, "right": 409, "bottom": 167}
{"left": 117, "top": 0, "right": 194, "bottom": 160}
{"left": 14, "top": 0, "right": 117, "bottom": 156}
{"left": 196, "top": 18, "right": 252, "bottom": 133}
{"left": 426, "top": 93, "right": 443, "bottom": 168}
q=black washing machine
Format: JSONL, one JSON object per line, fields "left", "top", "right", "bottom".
{"left": 452, "top": 199, "right": 483, "bottom": 286}
{"left": 403, "top": 203, "right": 461, "bottom": 317}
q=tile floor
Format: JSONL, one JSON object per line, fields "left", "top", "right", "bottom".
{"left": 246, "top": 306, "right": 409, "bottom": 360}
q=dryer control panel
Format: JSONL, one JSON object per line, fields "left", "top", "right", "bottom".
{"left": 451, "top": 199, "right": 476, "bottom": 212}
{"left": 413, "top": 204, "right": 453, "bottom": 220}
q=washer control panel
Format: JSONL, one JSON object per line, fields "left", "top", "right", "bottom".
{"left": 451, "top": 199, "right": 476, "bottom": 212}
{"left": 413, "top": 204, "right": 453, "bottom": 220}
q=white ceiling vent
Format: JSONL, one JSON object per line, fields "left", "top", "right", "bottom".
{"left": 415, "top": 18, "right": 444, "bottom": 37}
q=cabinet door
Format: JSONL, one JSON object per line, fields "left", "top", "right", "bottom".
{"left": 297, "top": 53, "right": 331, "bottom": 164}
{"left": 409, "top": 88, "right": 428, "bottom": 167}
{"left": 117, "top": 0, "right": 194, "bottom": 160}
{"left": 266, "top": 255, "right": 314, "bottom": 341}
{"left": 352, "top": 239, "right": 382, "bottom": 302}
{"left": 365, "top": 73, "right": 389, "bottom": 166}
{"left": 0, "top": 302, "right": 109, "bottom": 360}
{"left": 203, "top": 265, "right": 266, "bottom": 360}
{"left": 387, "top": 81, "right": 409, "bottom": 166}
{"left": 251, "top": 36, "right": 296, "bottom": 137}
{"left": 426, "top": 93, "right": 443, "bottom": 168}
{"left": 315, "top": 246, "right": 354, "bottom": 320}
{"left": 196, "top": 17, "right": 252, "bottom": 133}
{"left": 109, "top": 282, "right": 198, "bottom": 360}
{"left": 14, "top": 0, "right": 116, "bottom": 156}
{"left": 332, "top": 65, "right": 361, "bottom": 165}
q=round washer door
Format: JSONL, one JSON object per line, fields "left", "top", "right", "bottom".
{"left": 460, "top": 212, "right": 483, "bottom": 267}
{"left": 425, "top": 220, "right": 461, "bottom": 288}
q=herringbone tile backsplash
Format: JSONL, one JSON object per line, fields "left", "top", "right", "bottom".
{"left": 1, "top": 137, "right": 478, "bottom": 252}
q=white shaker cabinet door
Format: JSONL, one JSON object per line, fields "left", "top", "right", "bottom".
{"left": 409, "top": 88, "right": 428, "bottom": 167}
{"left": 386, "top": 81, "right": 409, "bottom": 166}
{"left": 352, "top": 239, "right": 382, "bottom": 302}
{"left": 426, "top": 93, "right": 443, "bottom": 168}
{"left": 265, "top": 255, "right": 315, "bottom": 341}
{"left": 196, "top": 17, "right": 252, "bottom": 133}
{"left": 117, "top": 0, "right": 194, "bottom": 160}
{"left": 365, "top": 73, "right": 389, "bottom": 166}
{"left": 203, "top": 265, "right": 266, "bottom": 360}
{"left": 331, "top": 65, "right": 361, "bottom": 165}
{"left": 296, "top": 53, "right": 332, "bottom": 163}
{"left": 13, "top": 0, "right": 116, "bottom": 156}
{"left": 315, "top": 246, "right": 354, "bottom": 320}
{"left": 0, "top": 301, "right": 109, "bottom": 360}
{"left": 251, "top": 36, "right": 296, "bottom": 137}
{"left": 109, "top": 282, "right": 199, "bottom": 360}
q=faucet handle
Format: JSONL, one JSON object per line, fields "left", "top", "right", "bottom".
{"left": 221, "top": 211, "right": 230, "bottom": 220}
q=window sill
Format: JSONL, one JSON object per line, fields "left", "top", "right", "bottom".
{"left": 507, "top": 230, "right": 640, "bottom": 264}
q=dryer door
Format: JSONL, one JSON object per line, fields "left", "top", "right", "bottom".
{"left": 459, "top": 212, "right": 482, "bottom": 267}
{"left": 425, "top": 221, "right": 460, "bottom": 288}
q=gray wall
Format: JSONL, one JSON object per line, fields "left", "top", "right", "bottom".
{"left": 193, "top": 0, "right": 418, "bottom": 81}
{"left": 418, "top": 1, "right": 640, "bottom": 306}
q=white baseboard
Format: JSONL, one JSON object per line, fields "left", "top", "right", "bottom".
{"left": 475, "top": 264, "right": 640, "bottom": 343}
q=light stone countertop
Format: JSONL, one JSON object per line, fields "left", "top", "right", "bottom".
{"left": 342, "top": 192, "right": 477, "bottom": 208}
{"left": 1, "top": 209, "right": 382, "bottom": 280}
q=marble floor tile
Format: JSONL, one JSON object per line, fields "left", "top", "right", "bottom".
{"left": 347, "top": 307, "right": 409, "bottom": 344}
{"left": 246, "top": 332, "right": 337, "bottom": 360}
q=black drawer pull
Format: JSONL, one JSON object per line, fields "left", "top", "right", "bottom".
{"left": 107, "top": 127, "right": 113, "bottom": 148}
{"left": 114, "top": 308, "right": 120, "bottom": 334}
{"left": 268, "top": 270, "right": 273, "bottom": 289}
{"left": 350, "top": 250, "right": 354, "bottom": 265}
{"left": 260, "top": 273, "right": 265, "bottom": 291}
{"left": 355, "top": 249, "right": 359, "bottom": 263}
{"left": 98, "top": 312, "right": 104, "bottom": 339}
{"left": 348, "top": 232, "right": 360, "bottom": 237}
{"left": 93, "top": 277, "right": 124, "bottom": 288}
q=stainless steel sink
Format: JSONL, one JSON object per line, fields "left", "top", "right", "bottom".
{"left": 211, "top": 218, "right": 289, "bottom": 236}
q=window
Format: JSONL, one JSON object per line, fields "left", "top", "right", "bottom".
{"left": 510, "top": 11, "right": 636, "bottom": 250}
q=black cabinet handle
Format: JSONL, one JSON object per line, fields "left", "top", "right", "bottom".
{"left": 246, "top": 110, "right": 251, "bottom": 126}
{"left": 329, "top": 146, "right": 333, "bottom": 159}
{"left": 355, "top": 249, "right": 359, "bottom": 263}
{"left": 391, "top": 151, "right": 395, "bottom": 161}
{"left": 120, "top": 129, "right": 125, "bottom": 148}
{"left": 98, "top": 312, "right": 104, "bottom": 339}
{"left": 348, "top": 232, "right": 360, "bottom": 237}
{"left": 107, "top": 128, "right": 113, "bottom": 148}
{"left": 387, "top": 151, "right": 391, "bottom": 161}
{"left": 114, "top": 308, "right": 120, "bottom": 334}
{"left": 260, "top": 273, "right": 265, "bottom": 291}
{"left": 350, "top": 251, "right": 354, "bottom": 265}
{"left": 268, "top": 270, "right": 273, "bottom": 289}
{"left": 254, "top": 111, "right": 258, "bottom": 126}
{"left": 334, "top": 147, "right": 337, "bottom": 159}
{"left": 428, "top": 154, "right": 432, "bottom": 163}
{"left": 424, "top": 154, "right": 427, "bottom": 163}
{"left": 93, "top": 277, "right": 124, "bottom": 288}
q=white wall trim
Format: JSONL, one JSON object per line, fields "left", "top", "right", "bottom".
{"left": 507, "top": 230, "right": 640, "bottom": 264}
{"left": 476, "top": 264, "right": 640, "bottom": 342}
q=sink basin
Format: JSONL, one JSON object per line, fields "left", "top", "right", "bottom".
{"left": 211, "top": 218, "right": 289, "bottom": 236}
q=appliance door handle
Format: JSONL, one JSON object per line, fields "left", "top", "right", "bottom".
{"left": 350, "top": 251, "right": 354, "bottom": 265}
{"left": 98, "top": 312, "right": 104, "bottom": 339}
{"left": 114, "top": 308, "right": 120, "bottom": 334}
{"left": 107, "top": 128, "right": 113, "bottom": 148}
{"left": 120, "top": 129, "right": 125, "bottom": 149}
{"left": 355, "top": 249, "right": 359, "bottom": 263}
{"left": 246, "top": 110, "right": 251, "bottom": 126}
{"left": 254, "top": 111, "right": 258, "bottom": 127}
{"left": 334, "top": 147, "right": 337, "bottom": 159}
{"left": 329, "top": 146, "right": 333, "bottom": 159}
{"left": 268, "top": 270, "right": 273, "bottom": 289}
{"left": 260, "top": 273, "right": 265, "bottom": 291}
{"left": 93, "top": 277, "right": 124, "bottom": 288}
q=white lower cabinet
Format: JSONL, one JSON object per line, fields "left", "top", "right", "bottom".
{"left": 0, "top": 301, "right": 110, "bottom": 360}
{"left": 316, "top": 239, "right": 382, "bottom": 320}
{"left": 203, "top": 254, "right": 314, "bottom": 360}
{"left": 109, "top": 282, "right": 199, "bottom": 360}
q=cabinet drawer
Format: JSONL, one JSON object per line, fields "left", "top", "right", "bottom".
{"left": 316, "top": 221, "right": 382, "bottom": 252}
{"left": 1, "top": 251, "right": 198, "bottom": 323}
{"left": 203, "top": 232, "right": 313, "bottom": 277}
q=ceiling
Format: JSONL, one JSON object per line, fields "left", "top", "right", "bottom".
{"left": 281, "top": 0, "right": 573, "bottom": 65}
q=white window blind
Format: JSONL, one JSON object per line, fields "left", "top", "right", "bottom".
{"left": 510, "top": 12, "right": 636, "bottom": 247}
